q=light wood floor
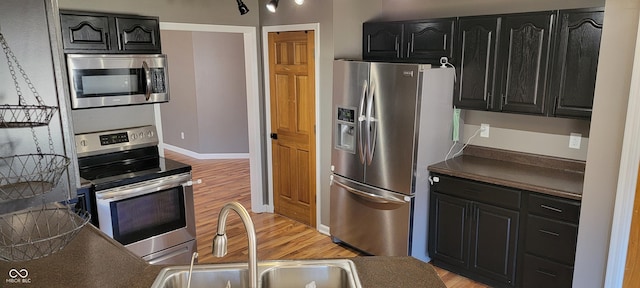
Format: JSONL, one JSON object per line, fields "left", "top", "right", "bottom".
{"left": 165, "top": 150, "right": 488, "bottom": 287}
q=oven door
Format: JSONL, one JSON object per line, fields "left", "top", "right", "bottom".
{"left": 95, "top": 172, "right": 196, "bottom": 259}
{"left": 66, "top": 54, "right": 169, "bottom": 109}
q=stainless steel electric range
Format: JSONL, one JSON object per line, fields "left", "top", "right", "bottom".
{"left": 75, "top": 125, "right": 196, "bottom": 265}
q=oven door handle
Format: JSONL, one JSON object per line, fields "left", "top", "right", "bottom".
{"left": 96, "top": 172, "right": 192, "bottom": 201}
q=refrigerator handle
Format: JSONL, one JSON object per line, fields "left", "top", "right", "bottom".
{"left": 332, "top": 176, "right": 407, "bottom": 205}
{"left": 366, "top": 82, "right": 376, "bottom": 165}
{"left": 358, "top": 81, "right": 368, "bottom": 164}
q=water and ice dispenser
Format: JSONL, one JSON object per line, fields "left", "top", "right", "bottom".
{"left": 335, "top": 107, "right": 356, "bottom": 153}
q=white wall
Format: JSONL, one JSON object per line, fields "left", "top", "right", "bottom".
{"left": 574, "top": 0, "right": 640, "bottom": 286}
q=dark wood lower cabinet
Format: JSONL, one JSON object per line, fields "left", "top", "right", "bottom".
{"left": 430, "top": 193, "right": 469, "bottom": 267}
{"left": 429, "top": 174, "right": 580, "bottom": 288}
{"left": 521, "top": 193, "right": 580, "bottom": 287}
{"left": 522, "top": 254, "right": 574, "bottom": 287}
{"left": 471, "top": 202, "right": 519, "bottom": 285}
{"left": 430, "top": 176, "right": 520, "bottom": 287}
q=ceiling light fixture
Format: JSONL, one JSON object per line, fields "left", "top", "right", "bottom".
{"left": 266, "top": 0, "right": 279, "bottom": 13}
{"left": 236, "top": 0, "right": 249, "bottom": 15}
{"left": 294, "top": 0, "right": 304, "bottom": 4}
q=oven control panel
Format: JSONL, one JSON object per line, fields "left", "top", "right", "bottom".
{"left": 100, "top": 132, "right": 129, "bottom": 146}
{"left": 75, "top": 126, "right": 159, "bottom": 158}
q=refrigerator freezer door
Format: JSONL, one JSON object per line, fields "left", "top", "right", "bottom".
{"left": 330, "top": 175, "right": 413, "bottom": 256}
{"left": 365, "top": 62, "right": 422, "bottom": 195}
{"left": 332, "top": 60, "right": 369, "bottom": 183}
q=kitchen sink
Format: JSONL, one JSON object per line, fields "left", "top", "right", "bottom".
{"left": 151, "top": 259, "right": 361, "bottom": 288}
{"left": 260, "top": 261, "right": 355, "bottom": 288}
{"left": 153, "top": 263, "right": 249, "bottom": 288}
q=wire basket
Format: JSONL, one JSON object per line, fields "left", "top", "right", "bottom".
{"left": 0, "top": 31, "right": 59, "bottom": 128}
{"left": 0, "top": 154, "right": 70, "bottom": 202}
{"left": 0, "top": 104, "right": 58, "bottom": 128}
{"left": 0, "top": 203, "right": 90, "bottom": 261}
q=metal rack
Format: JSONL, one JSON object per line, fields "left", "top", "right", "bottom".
{"left": 0, "top": 18, "right": 88, "bottom": 261}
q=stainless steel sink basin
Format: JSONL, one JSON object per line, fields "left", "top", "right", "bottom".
{"left": 151, "top": 259, "right": 361, "bottom": 288}
{"left": 260, "top": 260, "right": 357, "bottom": 288}
{"left": 153, "top": 263, "right": 249, "bottom": 288}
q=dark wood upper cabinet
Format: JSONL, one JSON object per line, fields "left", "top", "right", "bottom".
{"left": 60, "top": 11, "right": 161, "bottom": 54}
{"left": 363, "top": 22, "right": 404, "bottom": 60}
{"left": 496, "top": 12, "right": 554, "bottom": 115}
{"left": 363, "top": 18, "right": 455, "bottom": 64}
{"left": 454, "top": 16, "right": 500, "bottom": 110}
{"left": 60, "top": 14, "right": 111, "bottom": 51}
{"left": 404, "top": 19, "right": 456, "bottom": 61}
{"left": 548, "top": 9, "right": 604, "bottom": 119}
{"left": 362, "top": 8, "right": 602, "bottom": 119}
{"left": 115, "top": 17, "right": 161, "bottom": 52}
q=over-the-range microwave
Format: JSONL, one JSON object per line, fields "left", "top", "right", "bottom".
{"left": 66, "top": 54, "right": 169, "bottom": 109}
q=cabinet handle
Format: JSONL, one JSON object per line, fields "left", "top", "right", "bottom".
{"left": 105, "top": 33, "right": 110, "bottom": 50}
{"left": 535, "top": 269, "right": 557, "bottom": 278}
{"left": 395, "top": 37, "right": 400, "bottom": 58}
{"left": 486, "top": 92, "right": 492, "bottom": 109}
{"left": 540, "top": 204, "right": 563, "bottom": 213}
{"left": 538, "top": 229, "right": 560, "bottom": 237}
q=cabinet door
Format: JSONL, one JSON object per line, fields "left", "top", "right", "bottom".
{"left": 404, "top": 19, "right": 456, "bottom": 62}
{"left": 60, "top": 14, "right": 111, "bottom": 51}
{"left": 362, "top": 22, "right": 403, "bottom": 60}
{"left": 549, "top": 9, "right": 603, "bottom": 119}
{"left": 454, "top": 16, "right": 500, "bottom": 110}
{"left": 497, "top": 12, "right": 554, "bottom": 115}
{"left": 115, "top": 17, "right": 161, "bottom": 52}
{"left": 429, "top": 192, "right": 470, "bottom": 268}
{"left": 470, "top": 202, "right": 519, "bottom": 285}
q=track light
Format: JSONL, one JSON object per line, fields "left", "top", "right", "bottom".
{"left": 266, "top": 0, "right": 279, "bottom": 13}
{"left": 295, "top": 0, "right": 304, "bottom": 4}
{"left": 236, "top": 0, "right": 249, "bottom": 15}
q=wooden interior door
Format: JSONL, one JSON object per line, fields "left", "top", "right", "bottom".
{"left": 268, "top": 31, "right": 316, "bottom": 227}
{"left": 623, "top": 165, "right": 640, "bottom": 287}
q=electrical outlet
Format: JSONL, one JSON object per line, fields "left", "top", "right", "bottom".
{"left": 181, "top": 132, "right": 185, "bottom": 140}
{"left": 569, "top": 133, "right": 581, "bottom": 149}
{"left": 480, "top": 123, "right": 490, "bottom": 138}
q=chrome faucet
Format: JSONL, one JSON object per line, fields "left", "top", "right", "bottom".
{"left": 212, "top": 202, "right": 258, "bottom": 288}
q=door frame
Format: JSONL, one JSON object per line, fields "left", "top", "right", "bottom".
{"left": 262, "top": 24, "right": 321, "bottom": 226}
{"left": 156, "top": 22, "right": 266, "bottom": 212}
{"left": 604, "top": 13, "right": 640, "bottom": 287}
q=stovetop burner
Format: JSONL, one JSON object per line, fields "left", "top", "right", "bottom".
{"left": 78, "top": 146, "right": 191, "bottom": 191}
{"left": 75, "top": 126, "right": 192, "bottom": 191}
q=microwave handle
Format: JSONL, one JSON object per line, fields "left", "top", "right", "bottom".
{"left": 142, "top": 60, "right": 152, "bottom": 101}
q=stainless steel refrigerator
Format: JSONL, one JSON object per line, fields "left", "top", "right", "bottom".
{"left": 330, "top": 60, "right": 455, "bottom": 261}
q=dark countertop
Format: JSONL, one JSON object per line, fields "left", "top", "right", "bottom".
{"left": 0, "top": 225, "right": 446, "bottom": 288}
{"left": 428, "top": 148, "right": 584, "bottom": 200}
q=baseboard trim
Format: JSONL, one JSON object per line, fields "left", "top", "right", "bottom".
{"left": 318, "top": 224, "right": 330, "bottom": 236}
{"left": 164, "top": 144, "right": 250, "bottom": 160}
